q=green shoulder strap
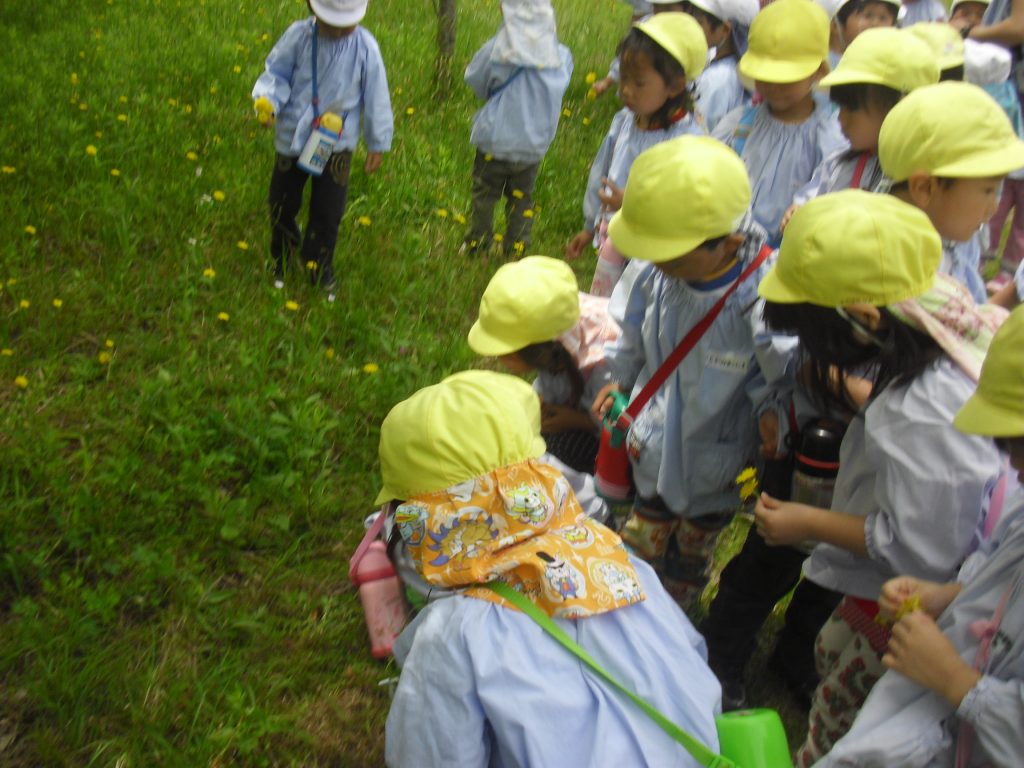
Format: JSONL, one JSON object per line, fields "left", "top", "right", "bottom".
{"left": 485, "top": 581, "right": 736, "bottom": 768}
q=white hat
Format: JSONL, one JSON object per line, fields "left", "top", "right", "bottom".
{"left": 964, "top": 39, "right": 1012, "bottom": 86}
{"left": 309, "top": 0, "right": 367, "bottom": 27}
{"left": 813, "top": 0, "right": 845, "bottom": 19}
{"left": 687, "top": 0, "right": 759, "bottom": 26}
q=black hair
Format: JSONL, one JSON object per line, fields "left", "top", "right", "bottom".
{"left": 829, "top": 83, "right": 902, "bottom": 114}
{"left": 837, "top": 0, "right": 899, "bottom": 27}
{"left": 682, "top": 2, "right": 726, "bottom": 31}
{"left": 762, "top": 302, "right": 943, "bottom": 412}
{"left": 516, "top": 341, "right": 586, "bottom": 409}
{"left": 888, "top": 177, "right": 958, "bottom": 193}
{"left": 698, "top": 234, "right": 728, "bottom": 251}
{"left": 940, "top": 65, "right": 965, "bottom": 82}
{"left": 617, "top": 26, "right": 694, "bottom": 128}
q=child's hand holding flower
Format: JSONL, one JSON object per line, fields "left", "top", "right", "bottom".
{"left": 254, "top": 96, "right": 275, "bottom": 126}
{"left": 754, "top": 493, "right": 814, "bottom": 547}
{"left": 879, "top": 576, "right": 962, "bottom": 622}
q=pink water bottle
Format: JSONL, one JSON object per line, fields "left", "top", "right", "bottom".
{"left": 351, "top": 540, "right": 408, "bottom": 659}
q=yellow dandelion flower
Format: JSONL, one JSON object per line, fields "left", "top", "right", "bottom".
{"left": 7, "top": 279, "right": 17, "bottom": 286}
{"left": 582, "top": 117, "right": 591, "bottom": 126}
{"left": 110, "top": 169, "right": 121, "bottom": 177}
{"left": 261, "top": 33, "right": 270, "bottom": 41}
{"left": 184, "top": 104, "right": 193, "bottom": 114}
{"left": 483, "top": 153, "right": 493, "bottom": 162}
{"left": 395, "top": 87, "right": 404, "bottom": 95}
{"left": 362, "top": 362, "right": 379, "bottom": 374}
{"left": 118, "top": 95, "right": 128, "bottom": 103}
{"left": 79, "top": 103, "right": 89, "bottom": 111}
{"left": 325, "top": 347, "right": 335, "bottom": 360}
{"left": 522, "top": 209, "right": 534, "bottom": 219}
{"left": 306, "top": 260, "right": 318, "bottom": 271}
{"left": 209, "top": 85, "right": 218, "bottom": 95}
{"left": 1, "top": 166, "right": 15, "bottom": 174}
{"left": 232, "top": 65, "right": 241, "bottom": 74}
{"left": 562, "top": 108, "right": 572, "bottom": 118}
{"left": 511, "top": 189, "right": 524, "bottom": 200}
{"left": 213, "top": 135, "right": 222, "bottom": 144}
{"left": 436, "top": 208, "right": 449, "bottom": 218}
{"left": 236, "top": 240, "right": 249, "bottom": 250}
{"left": 212, "top": 190, "right": 225, "bottom": 202}
{"left": 453, "top": 213, "right": 467, "bottom": 225}
{"left": 493, "top": 233, "right": 504, "bottom": 243}
{"left": 71, "top": 72, "right": 79, "bottom": 84}
{"left": 735, "top": 467, "right": 757, "bottom": 484}
{"left": 94, "top": 131, "right": 103, "bottom": 139}
{"left": 14, "top": 375, "right": 28, "bottom": 389}
{"left": 217, "top": 311, "right": 230, "bottom": 322}
{"left": 117, "top": 114, "right": 128, "bottom": 122}
{"left": 186, "top": 151, "right": 198, "bottom": 161}
{"left": 405, "top": 107, "right": 415, "bottom": 115}
{"left": 85, "top": 145, "right": 98, "bottom": 156}
{"left": 52, "top": 299, "right": 63, "bottom": 308}
{"left": 285, "top": 300, "right": 299, "bottom": 312}
{"left": 740, "top": 479, "right": 759, "bottom": 501}
{"left": 1, "top": 349, "right": 12, "bottom": 356}
{"left": 585, "top": 71, "right": 597, "bottom": 85}
{"left": 168, "top": 98, "right": 178, "bottom": 107}
{"left": 19, "top": 300, "right": 29, "bottom": 309}
{"left": 357, "top": 215, "right": 371, "bottom": 226}
{"left": 24, "top": 225, "right": 36, "bottom": 235}
{"left": 98, "top": 351, "right": 111, "bottom": 364}
{"left": 202, "top": 267, "right": 216, "bottom": 279}
{"left": 104, "top": 339, "right": 114, "bottom": 348}
{"left": 513, "top": 241, "right": 525, "bottom": 254}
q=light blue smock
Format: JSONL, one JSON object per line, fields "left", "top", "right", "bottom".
{"left": 803, "top": 358, "right": 1002, "bottom": 601}
{"left": 694, "top": 56, "right": 749, "bottom": 133}
{"left": 605, "top": 215, "right": 789, "bottom": 516}
{"left": 385, "top": 556, "right": 722, "bottom": 768}
{"left": 942, "top": 235, "right": 989, "bottom": 305}
{"left": 714, "top": 99, "right": 845, "bottom": 244}
{"left": 1015, "top": 259, "right": 1024, "bottom": 302}
{"left": 792, "top": 147, "right": 887, "bottom": 206}
{"left": 582, "top": 107, "right": 704, "bottom": 234}
{"left": 252, "top": 20, "right": 393, "bottom": 157}
{"left": 465, "top": 37, "right": 573, "bottom": 164}
{"left": 819, "top": 486, "right": 1024, "bottom": 767}
{"left": 898, "top": 0, "right": 948, "bottom": 26}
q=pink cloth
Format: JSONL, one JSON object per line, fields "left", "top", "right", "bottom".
{"left": 558, "top": 291, "right": 620, "bottom": 375}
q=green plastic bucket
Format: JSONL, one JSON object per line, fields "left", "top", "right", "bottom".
{"left": 715, "top": 708, "right": 793, "bottom": 768}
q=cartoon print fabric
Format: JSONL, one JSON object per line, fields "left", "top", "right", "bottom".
{"left": 395, "top": 458, "right": 645, "bottom": 618}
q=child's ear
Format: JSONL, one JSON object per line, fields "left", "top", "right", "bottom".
{"left": 906, "top": 172, "right": 938, "bottom": 209}
{"left": 667, "top": 75, "right": 688, "bottom": 98}
{"left": 722, "top": 233, "right": 745, "bottom": 257}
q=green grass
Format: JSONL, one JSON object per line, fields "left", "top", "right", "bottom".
{"left": 0, "top": 1, "right": 803, "bottom": 764}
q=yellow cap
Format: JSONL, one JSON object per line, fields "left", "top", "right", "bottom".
{"left": 759, "top": 190, "right": 941, "bottom": 306}
{"left": 820, "top": 27, "right": 939, "bottom": 92}
{"left": 608, "top": 135, "right": 751, "bottom": 263}
{"left": 635, "top": 12, "right": 709, "bottom": 80}
{"left": 879, "top": 82, "right": 1024, "bottom": 181}
{"left": 740, "top": 0, "right": 830, "bottom": 84}
{"left": 907, "top": 22, "right": 966, "bottom": 71}
{"left": 955, "top": 307, "right": 1024, "bottom": 436}
{"left": 468, "top": 256, "right": 580, "bottom": 356}
{"left": 375, "top": 370, "right": 547, "bottom": 504}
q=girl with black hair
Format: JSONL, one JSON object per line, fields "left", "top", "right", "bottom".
{"left": 565, "top": 12, "right": 708, "bottom": 297}
{"left": 753, "top": 190, "right": 1006, "bottom": 766}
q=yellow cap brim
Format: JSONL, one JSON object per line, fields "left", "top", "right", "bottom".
{"left": 757, "top": 262, "right": 804, "bottom": 303}
{"left": 930, "top": 142, "right": 1024, "bottom": 179}
{"left": 607, "top": 209, "right": 707, "bottom": 264}
{"left": 820, "top": 67, "right": 893, "bottom": 89}
{"left": 467, "top": 320, "right": 520, "bottom": 356}
{"left": 954, "top": 392, "right": 1024, "bottom": 437}
{"left": 740, "top": 52, "right": 826, "bottom": 84}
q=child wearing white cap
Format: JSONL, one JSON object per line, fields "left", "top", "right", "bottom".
{"left": 817, "top": 307, "right": 1024, "bottom": 767}
{"left": 253, "top": 0, "right": 393, "bottom": 294}
{"left": 462, "top": 1, "right": 573, "bottom": 256}
{"left": 713, "top": 0, "right": 846, "bottom": 246}
{"left": 468, "top": 256, "right": 619, "bottom": 472}
{"left": 681, "top": 0, "right": 760, "bottom": 132}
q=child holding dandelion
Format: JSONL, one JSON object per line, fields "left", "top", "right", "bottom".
{"left": 819, "top": 307, "right": 1024, "bottom": 768}
{"left": 252, "top": 0, "right": 393, "bottom": 295}
{"left": 565, "top": 13, "right": 708, "bottom": 298}
{"left": 462, "top": 0, "right": 573, "bottom": 256}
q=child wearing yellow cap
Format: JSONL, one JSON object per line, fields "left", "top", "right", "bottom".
{"left": 713, "top": 0, "right": 846, "bottom": 246}
{"left": 379, "top": 371, "right": 723, "bottom": 767}
{"left": 468, "top": 256, "right": 619, "bottom": 472}
{"left": 565, "top": 13, "right": 708, "bottom": 297}
{"left": 907, "top": 21, "right": 967, "bottom": 80}
{"left": 879, "top": 81, "right": 1024, "bottom": 303}
{"left": 592, "top": 135, "right": 784, "bottom": 612}
{"left": 752, "top": 190, "right": 1006, "bottom": 765}
{"left": 818, "top": 307, "right": 1024, "bottom": 767}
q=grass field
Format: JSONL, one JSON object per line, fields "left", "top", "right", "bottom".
{"left": 0, "top": 1, "right": 805, "bottom": 764}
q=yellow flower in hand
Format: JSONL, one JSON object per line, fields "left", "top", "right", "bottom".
{"left": 254, "top": 96, "right": 274, "bottom": 125}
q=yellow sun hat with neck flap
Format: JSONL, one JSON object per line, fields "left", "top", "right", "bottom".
{"left": 820, "top": 27, "right": 939, "bottom": 92}
{"left": 375, "top": 370, "right": 546, "bottom": 504}
{"left": 759, "top": 190, "right": 941, "bottom": 307}
{"left": 634, "top": 11, "right": 709, "bottom": 80}
{"left": 739, "top": 0, "right": 830, "bottom": 84}
{"left": 954, "top": 306, "right": 1024, "bottom": 437}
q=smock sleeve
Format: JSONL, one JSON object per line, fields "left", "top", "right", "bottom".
{"left": 386, "top": 599, "right": 490, "bottom": 768}
{"left": 360, "top": 35, "right": 393, "bottom": 153}
{"left": 252, "top": 20, "right": 306, "bottom": 113}
{"left": 604, "top": 260, "right": 649, "bottom": 391}
{"left": 957, "top": 675, "right": 1024, "bottom": 766}
{"left": 464, "top": 38, "right": 498, "bottom": 101}
{"left": 582, "top": 110, "right": 628, "bottom": 231}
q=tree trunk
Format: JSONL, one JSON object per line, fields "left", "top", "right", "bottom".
{"left": 435, "top": 0, "right": 457, "bottom": 93}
